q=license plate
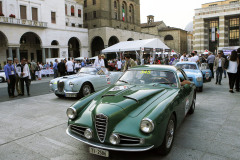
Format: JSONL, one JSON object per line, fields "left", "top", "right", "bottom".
{"left": 65, "top": 93, "right": 77, "bottom": 97}
{"left": 89, "top": 147, "right": 109, "bottom": 157}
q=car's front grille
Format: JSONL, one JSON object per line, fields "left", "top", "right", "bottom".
{"left": 70, "top": 125, "right": 87, "bottom": 137}
{"left": 119, "top": 134, "right": 141, "bottom": 145}
{"left": 188, "top": 77, "right": 193, "bottom": 81}
{"left": 58, "top": 81, "right": 64, "bottom": 92}
{"left": 95, "top": 114, "right": 108, "bottom": 143}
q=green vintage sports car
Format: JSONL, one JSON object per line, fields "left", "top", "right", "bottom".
{"left": 66, "top": 65, "right": 196, "bottom": 157}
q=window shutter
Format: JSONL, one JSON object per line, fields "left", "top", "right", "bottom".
{"left": 20, "top": 5, "right": 27, "bottom": 19}
{"left": 51, "top": 12, "right": 56, "bottom": 23}
{"left": 32, "top": 7, "right": 38, "bottom": 21}
{"left": 0, "top": 2, "right": 2, "bottom": 14}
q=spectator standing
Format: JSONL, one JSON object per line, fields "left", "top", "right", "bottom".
{"left": 150, "top": 56, "right": 154, "bottom": 65}
{"left": 207, "top": 52, "right": 215, "bottom": 78}
{"left": 53, "top": 59, "right": 58, "bottom": 78}
{"left": 74, "top": 61, "right": 81, "bottom": 73}
{"left": 214, "top": 52, "right": 225, "bottom": 85}
{"left": 93, "top": 55, "right": 105, "bottom": 68}
{"left": 14, "top": 58, "right": 22, "bottom": 95}
{"left": 58, "top": 60, "right": 66, "bottom": 76}
{"left": 227, "top": 50, "right": 239, "bottom": 93}
{"left": 101, "top": 54, "right": 109, "bottom": 70}
{"left": 4, "top": 57, "right": 16, "bottom": 98}
{"left": 66, "top": 58, "right": 74, "bottom": 75}
{"left": 36, "top": 62, "right": 41, "bottom": 80}
{"left": 123, "top": 55, "right": 137, "bottom": 72}
{"left": 235, "top": 48, "right": 240, "bottom": 92}
{"left": 169, "top": 56, "right": 175, "bottom": 65}
{"left": 30, "top": 60, "right": 37, "bottom": 81}
{"left": 81, "top": 60, "right": 85, "bottom": 68}
{"left": 220, "top": 51, "right": 227, "bottom": 78}
{"left": 20, "top": 58, "right": 31, "bottom": 96}
{"left": 117, "top": 59, "right": 122, "bottom": 71}
{"left": 180, "top": 53, "right": 187, "bottom": 62}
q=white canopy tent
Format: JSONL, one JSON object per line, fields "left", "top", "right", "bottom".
{"left": 102, "top": 38, "right": 170, "bottom": 53}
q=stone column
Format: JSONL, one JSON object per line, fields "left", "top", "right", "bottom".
{"left": 8, "top": 47, "right": 13, "bottom": 59}
{"left": 42, "top": 48, "right": 46, "bottom": 63}
{"left": 48, "top": 48, "right": 52, "bottom": 58}
{"left": 16, "top": 47, "right": 20, "bottom": 60}
{"left": 219, "top": 16, "right": 228, "bottom": 47}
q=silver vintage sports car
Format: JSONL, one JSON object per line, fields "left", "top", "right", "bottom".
{"left": 50, "top": 67, "right": 122, "bottom": 98}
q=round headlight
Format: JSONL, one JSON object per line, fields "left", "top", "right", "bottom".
{"left": 197, "top": 77, "right": 202, "bottom": 82}
{"left": 69, "top": 82, "right": 74, "bottom": 87}
{"left": 84, "top": 128, "right": 93, "bottom": 139}
{"left": 140, "top": 118, "right": 154, "bottom": 133}
{"left": 66, "top": 107, "right": 77, "bottom": 119}
{"left": 109, "top": 134, "right": 120, "bottom": 145}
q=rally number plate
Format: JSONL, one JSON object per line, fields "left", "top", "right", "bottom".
{"left": 89, "top": 147, "right": 109, "bottom": 157}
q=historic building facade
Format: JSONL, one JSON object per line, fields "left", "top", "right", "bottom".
{"left": 193, "top": 0, "right": 240, "bottom": 53}
{"left": 141, "top": 15, "right": 188, "bottom": 54}
{"left": 0, "top": 0, "right": 88, "bottom": 66}
{"left": 80, "top": 0, "right": 160, "bottom": 57}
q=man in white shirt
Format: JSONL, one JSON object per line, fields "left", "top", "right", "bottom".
{"left": 66, "top": 58, "right": 74, "bottom": 75}
{"left": 180, "top": 53, "right": 187, "bottom": 62}
{"left": 117, "top": 59, "right": 122, "bottom": 71}
{"left": 190, "top": 52, "right": 200, "bottom": 63}
{"left": 93, "top": 55, "right": 105, "bottom": 68}
{"left": 14, "top": 58, "right": 22, "bottom": 95}
{"left": 20, "top": 58, "right": 31, "bottom": 96}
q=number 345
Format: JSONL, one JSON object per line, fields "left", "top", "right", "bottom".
{"left": 141, "top": 70, "right": 151, "bottom": 74}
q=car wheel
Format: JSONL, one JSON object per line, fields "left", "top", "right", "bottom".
{"left": 0, "top": 77, "right": 3, "bottom": 83}
{"left": 188, "top": 93, "right": 196, "bottom": 115}
{"left": 198, "top": 86, "right": 203, "bottom": 92}
{"left": 55, "top": 94, "right": 65, "bottom": 98}
{"left": 80, "top": 83, "right": 92, "bottom": 97}
{"left": 156, "top": 114, "right": 176, "bottom": 156}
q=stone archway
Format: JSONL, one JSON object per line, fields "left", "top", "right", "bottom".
{"left": 51, "top": 40, "right": 59, "bottom": 58}
{"left": 91, "top": 36, "right": 104, "bottom": 57}
{"left": 108, "top": 36, "right": 119, "bottom": 47}
{"left": 0, "top": 31, "right": 8, "bottom": 65}
{"left": 68, "top": 37, "right": 80, "bottom": 58}
{"left": 19, "top": 32, "right": 42, "bottom": 62}
{"left": 127, "top": 38, "right": 134, "bottom": 41}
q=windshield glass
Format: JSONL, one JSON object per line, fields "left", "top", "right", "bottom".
{"left": 117, "top": 70, "right": 178, "bottom": 87}
{"left": 78, "top": 67, "right": 108, "bottom": 75}
{"left": 200, "top": 63, "right": 210, "bottom": 70}
{"left": 176, "top": 64, "right": 197, "bottom": 70}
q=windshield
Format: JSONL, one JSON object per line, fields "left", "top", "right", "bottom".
{"left": 117, "top": 70, "right": 178, "bottom": 87}
{"left": 176, "top": 64, "right": 197, "bottom": 70}
{"left": 78, "top": 67, "right": 108, "bottom": 75}
{"left": 200, "top": 63, "right": 210, "bottom": 70}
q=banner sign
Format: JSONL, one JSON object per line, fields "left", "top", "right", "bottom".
{"left": 144, "top": 48, "right": 153, "bottom": 52}
{"left": 165, "top": 49, "right": 171, "bottom": 52}
{"left": 155, "top": 48, "right": 163, "bottom": 52}
{"left": 211, "top": 27, "right": 216, "bottom": 42}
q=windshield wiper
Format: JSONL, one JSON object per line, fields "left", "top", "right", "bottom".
{"left": 118, "top": 80, "right": 129, "bottom": 84}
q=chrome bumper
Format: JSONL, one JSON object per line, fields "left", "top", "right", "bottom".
{"left": 66, "top": 128, "right": 154, "bottom": 152}
{"left": 51, "top": 89, "right": 78, "bottom": 97}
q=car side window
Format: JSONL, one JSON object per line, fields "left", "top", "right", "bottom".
{"left": 177, "top": 70, "right": 187, "bottom": 82}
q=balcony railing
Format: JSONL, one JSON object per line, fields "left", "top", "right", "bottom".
{"left": 0, "top": 16, "right": 47, "bottom": 28}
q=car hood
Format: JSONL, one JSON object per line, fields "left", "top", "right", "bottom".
{"left": 90, "top": 85, "right": 175, "bottom": 118}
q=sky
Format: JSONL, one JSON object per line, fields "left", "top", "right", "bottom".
{"left": 140, "top": 0, "right": 216, "bottom": 30}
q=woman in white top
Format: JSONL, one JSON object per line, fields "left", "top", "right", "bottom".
{"left": 227, "top": 50, "right": 239, "bottom": 93}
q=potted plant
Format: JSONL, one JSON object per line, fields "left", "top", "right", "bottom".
{"left": 9, "top": 14, "right": 15, "bottom": 18}
{"left": 0, "top": 12, "right": 4, "bottom": 16}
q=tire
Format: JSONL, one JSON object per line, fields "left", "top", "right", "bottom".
{"left": 198, "top": 86, "right": 203, "bottom": 92}
{"left": 156, "top": 114, "right": 176, "bottom": 156}
{"left": 79, "top": 83, "right": 93, "bottom": 97}
{"left": 188, "top": 93, "right": 196, "bottom": 115}
{"left": 55, "top": 94, "right": 65, "bottom": 98}
{"left": 0, "top": 77, "right": 3, "bottom": 83}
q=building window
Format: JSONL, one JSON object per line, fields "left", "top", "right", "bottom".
{"left": 51, "top": 12, "right": 56, "bottom": 24}
{"left": 230, "top": 1, "right": 238, "bottom": 4}
{"left": 93, "top": 25, "right": 97, "bottom": 28}
{"left": 78, "top": 9, "right": 81, "bottom": 17}
{"left": 129, "top": 5, "right": 132, "bottom": 12}
{"left": 72, "top": 23, "right": 75, "bottom": 27}
{"left": 208, "top": 20, "right": 219, "bottom": 52}
{"left": 164, "top": 35, "right": 174, "bottom": 40}
{"left": 229, "top": 18, "right": 240, "bottom": 46}
{"left": 115, "top": 12, "right": 118, "bottom": 20}
{"left": 66, "top": 22, "right": 68, "bottom": 26}
{"left": 32, "top": 7, "right": 38, "bottom": 21}
{"left": 93, "top": 11, "right": 97, "bottom": 18}
{"left": 78, "top": 24, "right": 82, "bottom": 28}
{"left": 93, "top": 0, "right": 96, "bottom": 5}
{"left": 71, "top": 6, "right": 75, "bottom": 16}
{"left": 84, "top": 0, "right": 87, "bottom": 7}
{"left": 0, "top": 1, "right": 2, "bottom": 14}
{"left": 114, "top": 1, "right": 117, "bottom": 8}
{"left": 65, "top": 4, "right": 67, "bottom": 15}
{"left": 20, "top": 5, "right": 27, "bottom": 19}
{"left": 209, "top": 4, "right": 217, "bottom": 7}
{"left": 84, "top": 13, "right": 87, "bottom": 20}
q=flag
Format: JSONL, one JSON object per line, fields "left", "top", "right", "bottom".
{"left": 217, "top": 26, "right": 219, "bottom": 39}
{"left": 122, "top": 8, "right": 125, "bottom": 21}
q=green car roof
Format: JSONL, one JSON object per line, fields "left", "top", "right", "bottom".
{"left": 130, "top": 65, "right": 178, "bottom": 72}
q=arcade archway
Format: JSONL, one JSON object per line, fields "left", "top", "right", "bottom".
{"left": 68, "top": 37, "right": 80, "bottom": 58}
{"left": 91, "top": 36, "right": 104, "bottom": 57}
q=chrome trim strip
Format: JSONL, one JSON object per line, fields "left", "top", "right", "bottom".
{"left": 66, "top": 128, "right": 154, "bottom": 152}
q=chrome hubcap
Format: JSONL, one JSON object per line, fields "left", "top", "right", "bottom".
{"left": 166, "top": 120, "right": 174, "bottom": 149}
{"left": 83, "top": 85, "right": 91, "bottom": 96}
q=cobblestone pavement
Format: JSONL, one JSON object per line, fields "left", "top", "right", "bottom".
{"left": 0, "top": 77, "right": 239, "bottom": 160}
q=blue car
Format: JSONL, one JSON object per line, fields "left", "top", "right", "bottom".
{"left": 175, "top": 62, "right": 204, "bottom": 92}
{"left": 199, "top": 63, "right": 212, "bottom": 82}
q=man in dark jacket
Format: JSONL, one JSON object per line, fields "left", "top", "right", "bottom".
{"left": 58, "top": 59, "right": 66, "bottom": 77}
